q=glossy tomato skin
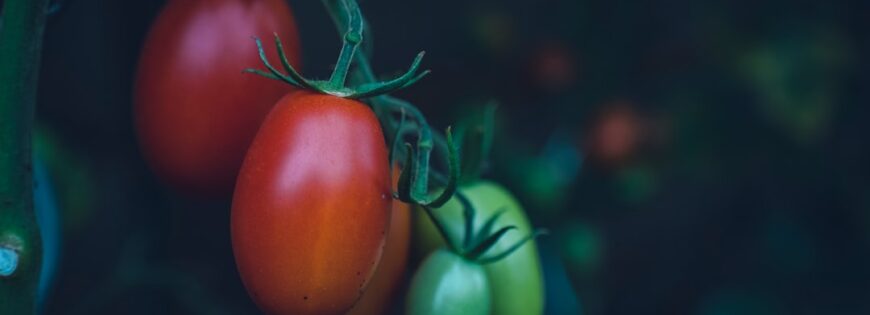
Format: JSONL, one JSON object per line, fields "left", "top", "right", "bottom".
{"left": 413, "top": 181, "right": 545, "bottom": 315}
{"left": 135, "top": 0, "right": 300, "bottom": 197}
{"left": 347, "top": 169, "right": 411, "bottom": 315}
{"left": 406, "top": 249, "right": 491, "bottom": 315}
{"left": 232, "top": 91, "right": 391, "bottom": 315}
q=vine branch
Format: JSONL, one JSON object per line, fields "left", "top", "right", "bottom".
{"left": 320, "top": 0, "right": 456, "bottom": 207}
{"left": 319, "top": 0, "right": 542, "bottom": 265}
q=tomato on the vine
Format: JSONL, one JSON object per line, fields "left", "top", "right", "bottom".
{"left": 135, "top": 0, "right": 300, "bottom": 197}
{"left": 406, "top": 249, "right": 491, "bottom": 315}
{"left": 231, "top": 91, "right": 391, "bottom": 315}
{"left": 414, "top": 181, "right": 545, "bottom": 315}
{"left": 347, "top": 168, "right": 412, "bottom": 315}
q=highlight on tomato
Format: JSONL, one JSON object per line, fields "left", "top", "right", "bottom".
{"left": 230, "top": 1, "right": 430, "bottom": 314}
{"left": 134, "top": 0, "right": 301, "bottom": 197}
{"left": 406, "top": 249, "right": 491, "bottom": 315}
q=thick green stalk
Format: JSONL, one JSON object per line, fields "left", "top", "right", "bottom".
{"left": 0, "top": 0, "right": 48, "bottom": 313}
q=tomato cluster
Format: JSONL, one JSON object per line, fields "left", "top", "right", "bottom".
{"left": 134, "top": 0, "right": 545, "bottom": 314}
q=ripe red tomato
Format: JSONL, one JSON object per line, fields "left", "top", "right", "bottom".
{"left": 135, "top": 0, "right": 300, "bottom": 197}
{"left": 232, "top": 91, "right": 392, "bottom": 315}
{"left": 347, "top": 169, "right": 411, "bottom": 315}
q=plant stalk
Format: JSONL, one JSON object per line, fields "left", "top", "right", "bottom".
{"left": 0, "top": 0, "right": 48, "bottom": 313}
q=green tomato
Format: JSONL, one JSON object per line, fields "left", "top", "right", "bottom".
{"left": 413, "top": 181, "right": 545, "bottom": 315}
{"left": 406, "top": 249, "right": 491, "bottom": 315}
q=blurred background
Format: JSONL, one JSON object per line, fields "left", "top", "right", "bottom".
{"left": 12, "top": 0, "right": 869, "bottom": 313}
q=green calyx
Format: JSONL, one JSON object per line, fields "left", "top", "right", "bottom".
{"left": 246, "top": 0, "right": 429, "bottom": 99}
{"left": 430, "top": 192, "right": 547, "bottom": 265}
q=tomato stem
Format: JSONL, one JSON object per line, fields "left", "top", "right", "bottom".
{"left": 396, "top": 144, "right": 415, "bottom": 203}
{"left": 374, "top": 103, "right": 452, "bottom": 185}
{"left": 361, "top": 95, "right": 459, "bottom": 208}
{"left": 394, "top": 127, "right": 458, "bottom": 209}
{"left": 320, "top": 0, "right": 547, "bottom": 266}
{"left": 419, "top": 127, "right": 460, "bottom": 208}
{"left": 0, "top": 0, "right": 48, "bottom": 312}
{"left": 320, "top": 0, "right": 463, "bottom": 235}
{"left": 326, "top": 0, "right": 362, "bottom": 89}
{"left": 246, "top": 0, "right": 428, "bottom": 98}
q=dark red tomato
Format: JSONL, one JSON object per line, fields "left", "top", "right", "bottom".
{"left": 135, "top": 0, "right": 300, "bottom": 197}
{"left": 347, "top": 168, "right": 411, "bottom": 315}
{"left": 232, "top": 91, "right": 392, "bottom": 315}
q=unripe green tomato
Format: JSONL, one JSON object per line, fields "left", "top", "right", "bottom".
{"left": 413, "top": 181, "right": 545, "bottom": 315}
{"left": 406, "top": 249, "right": 491, "bottom": 315}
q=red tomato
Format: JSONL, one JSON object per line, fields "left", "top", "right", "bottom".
{"left": 232, "top": 91, "right": 391, "bottom": 315}
{"left": 347, "top": 169, "right": 411, "bottom": 315}
{"left": 135, "top": 0, "right": 300, "bottom": 197}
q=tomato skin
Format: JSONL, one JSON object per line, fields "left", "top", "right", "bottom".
{"left": 413, "top": 181, "right": 545, "bottom": 315}
{"left": 135, "top": 0, "right": 300, "bottom": 197}
{"left": 406, "top": 249, "right": 491, "bottom": 315}
{"left": 231, "top": 91, "right": 391, "bottom": 315}
{"left": 347, "top": 169, "right": 411, "bottom": 315}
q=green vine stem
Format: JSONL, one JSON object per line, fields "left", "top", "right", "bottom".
{"left": 0, "top": 0, "right": 49, "bottom": 313}
{"left": 320, "top": 0, "right": 546, "bottom": 265}
{"left": 320, "top": 0, "right": 457, "bottom": 207}
{"left": 320, "top": 0, "right": 549, "bottom": 266}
